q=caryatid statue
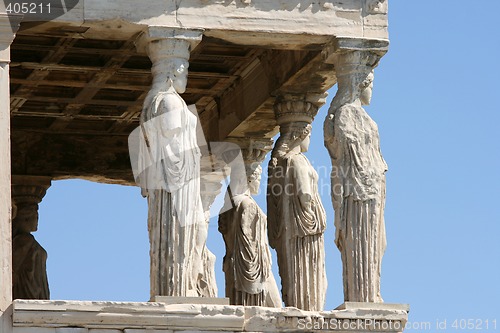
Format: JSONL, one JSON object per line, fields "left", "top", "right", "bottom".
{"left": 133, "top": 28, "right": 216, "bottom": 298}
{"left": 324, "top": 49, "right": 387, "bottom": 303}
{"left": 11, "top": 177, "right": 51, "bottom": 300}
{"left": 218, "top": 139, "right": 281, "bottom": 307}
{"left": 267, "top": 94, "right": 328, "bottom": 311}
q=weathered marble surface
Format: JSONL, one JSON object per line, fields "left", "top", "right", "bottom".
{"left": 12, "top": 300, "right": 409, "bottom": 332}
{"left": 324, "top": 49, "right": 387, "bottom": 303}
{"left": 267, "top": 95, "right": 328, "bottom": 311}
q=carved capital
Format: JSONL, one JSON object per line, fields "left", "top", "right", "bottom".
{"left": 274, "top": 93, "right": 327, "bottom": 125}
{"left": 135, "top": 27, "right": 203, "bottom": 58}
{"left": 224, "top": 137, "right": 273, "bottom": 177}
{"left": 11, "top": 176, "right": 51, "bottom": 207}
{"left": 323, "top": 37, "right": 389, "bottom": 70}
{"left": 226, "top": 137, "right": 273, "bottom": 164}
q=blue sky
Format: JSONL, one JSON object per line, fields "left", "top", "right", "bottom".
{"left": 36, "top": 1, "right": 500, "bottom": 332}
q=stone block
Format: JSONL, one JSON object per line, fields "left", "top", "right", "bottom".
{"left": 123, "top": 329, "right": 174, "bottom": 333}
{"left": 14, "top": 328, "right": 56, "bottom": 333}
{"left": 175, "top": 331, "right": 234, "bottom": 333}
{"left": 152, "top": 296, "right": 229, "bottom": 305}
{"left": 336, "top": 302, "right": 410, "bottom": 312}
{"left": 56, "top": 328, "right": 88, "bottom": 333}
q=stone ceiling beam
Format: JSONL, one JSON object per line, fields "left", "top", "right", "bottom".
{"left": 218, "top": 49, "right": 317, "bottom": 140}
{"left": 11, "top": 131, "right": 134, "bottom": 185}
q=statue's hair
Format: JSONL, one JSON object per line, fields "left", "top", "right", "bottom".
{"left": 270, "top": 122, "right": 311, "bottom": 167}
{"left": 361, "top": 71, "right": 374, "bottom": 90}
{"left": 152, "top": 57, "right": 189, "bottom": 80}
{"left": 247, "top": 164, "right": 262, "bottom": 182}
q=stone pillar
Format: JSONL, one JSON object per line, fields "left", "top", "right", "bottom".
{"left": 323, "top": 38, "right": 389, "bottom": 303}
{"left": 135, "top": 27, "right": 214, "bottom": 298}
{"left": 11, "top": 176, "right": 51, "bottom": 300}
{"left": 218, "top": 138, "right": 281, "bottom": 307}
{"left": 0, "top": 13, "right": 20, "bottom": 325}
{"left": 267, "top": 93, "right": 328, "bottom": 311}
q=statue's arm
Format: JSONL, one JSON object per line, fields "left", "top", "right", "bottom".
{"left": 291, "top": 157, "right": 314, "bottom": 212}
{"left": 239, "top": 198, "right": 258, "bottom": 237}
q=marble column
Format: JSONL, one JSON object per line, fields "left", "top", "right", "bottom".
{"left": 134, "top": 27, "right": 215, "bottom": 298}
{"left": 218, "top": 138, "right": 281, "bottom": 307}
{"left": 11, "top": 176, "right": 51, "bottom": 300}
{"left": 0, "top": 13, "right": 20, "bottom": 322}
{"left": 323, "top": 38, "right": 388, "bottom": 303}
{"left": 267, "top": 94, "right": 328, "bottom": 311}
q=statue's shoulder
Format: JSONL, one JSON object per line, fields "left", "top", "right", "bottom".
{"left": 13, "top": 233, "right": 35, "bottom": 246}
{"left": 336, "top": 103, "right": 361, "bottom": 121}
{"left": 239, "top": 195, "right": 257, "bottom": 211}
{"left": 154, "top": 91, "right": 186, "bottom": 112}
{"left": 335, "top": 104, "right": 368, "bottom": 136}
{"left": 289, "top": 153, "right": 309, "bottom": 168}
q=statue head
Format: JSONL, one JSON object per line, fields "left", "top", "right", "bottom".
{"left": 151, "top": 57, "right": 189, "bottom": 94}
{"left": 271, "top": 122, "right": 312, "bottom": 164}
{"left": 169, "top": 58, "right": 189, "bottom": 94}
{"left": 300, "top": 132, "right": 311, "bottom": 152}
{"left": 247, "top": 164, "right": 262, "bottom": 195}
{"left": 12, "top": 202, "right": 39, "bottom": 235}
{"left": 360, "top": 71, "right": 374, "bottom": 106}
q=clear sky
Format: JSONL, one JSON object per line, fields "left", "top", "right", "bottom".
{"left": 36, "top": 1, "right": 500, "bottom": 332}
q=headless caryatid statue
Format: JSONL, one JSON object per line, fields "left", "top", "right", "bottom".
{"left": 11, "top": 194, "right": 50, "bottom": 300}
{"left": 218, "top": 143, "right": 281, "bottom": 307}
{"left": 136, "top": 36, "right": 215, "bottom": 298}
{"left": 325, "top": 65, "right": 387, "bottom": 302}
{"left": 267, "top": 97, "right": 328, "bottom": 311}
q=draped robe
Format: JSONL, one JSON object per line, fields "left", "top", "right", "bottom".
{"left": 219, "top": 193, "right": 281, "bottom": 306}
{"left": 138, "top": 89, "right": 205, "bottom": 297}
{"left": 267, "top": 153, "right": 327, "bottom": 311}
